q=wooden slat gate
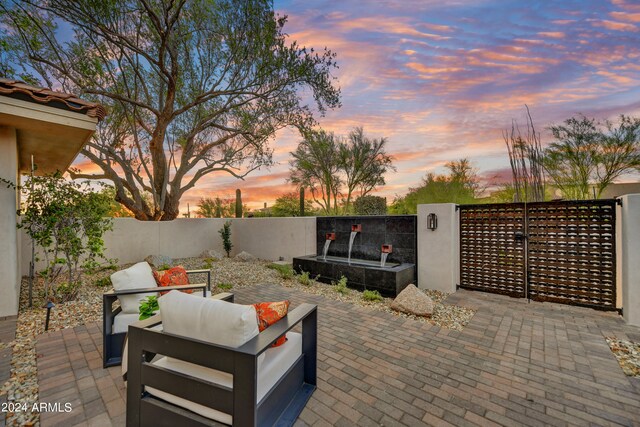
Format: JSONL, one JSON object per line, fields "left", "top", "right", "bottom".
{"left": 459, "top": 200, "right": 617, "bottom": 310}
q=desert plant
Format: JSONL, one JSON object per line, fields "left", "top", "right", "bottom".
{"left": 266, "top": 263, "right": 294, "bottom": 280}
{"left": 333, "top": 275, "right": 349, "bottom": 295}
{"left": 52, "top": 281, "right": 81, "bottom": 303}
{"left": 362, "top": 290, "right": 383, "bottom": 302}
{"left": 1, "top": 172, "right": 113, "bottom": 302}
{"left": 139, "top": 295, "right": 159, "bottom": 321}
{"left": 94, "top": 277, "right": 112, "bottom": 288}
{"left": 201, "top": 258, "right": 217, "bottom": 269}
{"left": 297, "top": 271, "right": 312, "bottom": 286}
{"left": 235, "top": 189, "right": 243, "bottom": 218}
{"left": 219, "top": 221, "right": 233, "bottom": 257}
{"left": 216, "top": 283, "right": 234, "bottom": 291}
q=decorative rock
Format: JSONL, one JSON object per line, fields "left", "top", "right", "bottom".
{"left": 390, "top": 284, "right": 434, "bottom": 317}
{"left": 144, "top": 255, "right": 173, "bottom": 267}
{"left": 199, "top": 249, "right": 223, "bottom": 260}
{"left": 234, "top": 251, "right": 256, "bottom": 262}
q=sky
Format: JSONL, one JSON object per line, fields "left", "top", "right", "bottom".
{"left": 76, "top": 0, "right": 640, "bottom": 213}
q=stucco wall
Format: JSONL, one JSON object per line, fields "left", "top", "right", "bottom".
{"left": 417, "top": 203, "right": 459, "bottom": 293}
{"left": 21, "top": 217, "right": 317, "bottom": 274}
{"left": 620, "top": 194, "right": 640, "bottom": 326}
{"left": 0, "top": 126, "right": 19, "bottom": 317}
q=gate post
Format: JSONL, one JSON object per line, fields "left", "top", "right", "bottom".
{"left": 417, "top": 203, "right": 459, "bottom": 293}
{"left": 620, "top": 194, "right": 640, "bottom": 326}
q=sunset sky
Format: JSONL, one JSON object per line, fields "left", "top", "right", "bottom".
{"left": 77, "top": 0, "right": 640, "bottom": 213}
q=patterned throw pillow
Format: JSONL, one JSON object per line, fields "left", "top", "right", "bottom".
{"left": 153, "top": 266, "right": 192, "bottom": 295}
{"left": 252, "top": 300, "right": 290, "bottom": 347}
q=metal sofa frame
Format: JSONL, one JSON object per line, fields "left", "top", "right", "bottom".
{"left": 126, "top": 300, "right": 318, "bottom": 427}
{"left": 102, "top": 269, "right": 211, "bottom": 368}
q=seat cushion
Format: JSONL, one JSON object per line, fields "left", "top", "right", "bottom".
{"left": 146, "top": 332, "right": 302, "bottom": 425}
{"left": 110, "top": 262, "right": 158, "bottom": 313}
{"left": 113, "top": 312, "right": 141, "bottom": 334}
{"left": 158, "top": 290, "right": 259, "bottom": 348}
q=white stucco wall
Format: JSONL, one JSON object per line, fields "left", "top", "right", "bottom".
{"left": 0, "top": 126, "right": 19, "bottom": 317}
{"left": 21, "top": 217, "right": 317, "bottom": 274}
{"left": 620, "top": 194, "right": 640, "bottom": 326}
{"left": 417, "top": 203, "right": 459, "bottom": 293}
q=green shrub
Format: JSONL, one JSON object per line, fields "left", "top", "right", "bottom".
{"left": 333, "top": 275, "right": 349, "bottom": 295}
{"left": 362, "top": 290, "right": 383, "bottom": 302}
{"left": 139, "top": 296, "right": 159, "bottom": 320}
{"left": 201, "top": 257, "right": 218, "bottom": 269}
{"left": 95, "top": 277, "right": 112, "bottom": 288}
{"left": 52, "top": 281, "right": 81, "bottom": 303}
{"left": 217, "top": 282, "right": 233, "bottom": 290}
{"left": 354, "top": 195, "right": 387, "bottom": 215}
{"left": 266, "top": 263, "right": 294, "bottom": 280}
{"left": 297, "top": 271, "right": 312, "bottom": 286}
{"left": 157, "top": 263, "right": 171, "bottom": 271}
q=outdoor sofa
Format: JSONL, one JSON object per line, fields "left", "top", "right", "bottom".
{"left": 103, "top": 261, "right": 212, "bottom": 367}
{"left": 125, "top": 290, "right": 318, "bottom": 426}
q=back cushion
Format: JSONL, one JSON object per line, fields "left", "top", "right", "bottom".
{"left": 159, "top": 291, "right": 259, "bottom": 348}
{"left": 111, "top": 262, "right": 158, "bottom": 313}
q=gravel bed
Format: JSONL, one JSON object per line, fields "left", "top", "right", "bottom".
{"left": 605, "top": 337, "right": 640, "bottom": 377}
{"left": 1, "top": 257, "right": 475, "bottom": 426}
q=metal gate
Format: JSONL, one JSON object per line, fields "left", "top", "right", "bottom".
{"left": 459, "top": 200, "right": 617, "bottom": 310}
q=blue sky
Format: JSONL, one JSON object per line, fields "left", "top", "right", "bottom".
{"left": 73, "top": 0, "right": 640, "bottom": 211}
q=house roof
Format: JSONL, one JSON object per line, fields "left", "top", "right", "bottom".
{"left": 0, "top": 78, "right": 106, "bottom": 121}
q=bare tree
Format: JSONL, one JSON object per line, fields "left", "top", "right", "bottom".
{"left": 503, "top": 105, "right": 546, "bottom": 202}
{"left": 2, "top": 0, "right": 340, "bottom": 220}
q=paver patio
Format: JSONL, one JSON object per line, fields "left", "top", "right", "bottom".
{"left": 34, "top": 284, "right": 640, "bottom": 427}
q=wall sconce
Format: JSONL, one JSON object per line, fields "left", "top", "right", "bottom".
{"left": 427, "top": 213, "right": 438, "bottom": 231}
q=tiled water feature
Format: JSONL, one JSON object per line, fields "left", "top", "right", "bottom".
{"left": 293, "top": 216, "right": 417, "bottom": 297}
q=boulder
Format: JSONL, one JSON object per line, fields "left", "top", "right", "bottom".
{"left": 390, "top": 284, "right": 434, "bottom": 317}
{"left": 199, "top": 249, "right": 223, "bottom": 260}
{"left": 144, "top": 255, "right": 173, "bottom": 268}
{"left": 234, "top": 251, "right": 256, "bottom": 262}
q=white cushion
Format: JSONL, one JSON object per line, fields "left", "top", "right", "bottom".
{"left": 113, "top": 312, "right": 141, "bottom": 334}
{"left": 158, "top": 290, "right": 259, "bottom": 348}
{"left": 110, "top": 262, "right": 158, "bottom": 313}
{"left": 146, "top": 332, "right": 302, "bottom": 424}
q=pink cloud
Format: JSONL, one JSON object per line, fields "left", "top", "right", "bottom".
{"left": 589, "top": 19, "right": 638, "bottom": 32}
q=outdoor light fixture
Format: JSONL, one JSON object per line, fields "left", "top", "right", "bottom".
{"left": 45, "top": 301, "right": 55, "bottom": 331}
{"left": 427, "top": 213, "right": 438, "bottom": 231}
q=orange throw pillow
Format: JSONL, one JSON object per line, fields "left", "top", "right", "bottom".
{"left": 253, "top": 300, "right": 290, "bottom": 347}
{"left": 153, "top": 266, "right": 192, "bottom": 295}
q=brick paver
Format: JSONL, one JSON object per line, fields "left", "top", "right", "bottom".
{"left": 34, "top": 285, "right": 640, "bottom": 426}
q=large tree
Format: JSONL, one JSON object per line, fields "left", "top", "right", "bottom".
{"left": 339, "top": 127, "right": 394, "bottom": 213}
{"left": 289, "top": 127, "right": 393, "bottom": 214}
{"left": 544, "top": 115, "right": 640, "bottom": 199}
{"left": 289, "top": 129, "right": 343, "bottom": 214}
{"left": 1, "top": 0, "right": 340, "bottom": 220}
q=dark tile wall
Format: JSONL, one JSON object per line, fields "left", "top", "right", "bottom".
{"left": 316, "top": 216, "right": 417, "bottom": 267}
{"left": 293, "top": 256, "right": 414, "bottom": 297}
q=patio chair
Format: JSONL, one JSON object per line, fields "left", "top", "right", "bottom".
{"left": 103, "top": 261, "right": 213, "bottom": 368}
{"left": 126, "top": 290, "right": 318, "bottom": 427}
